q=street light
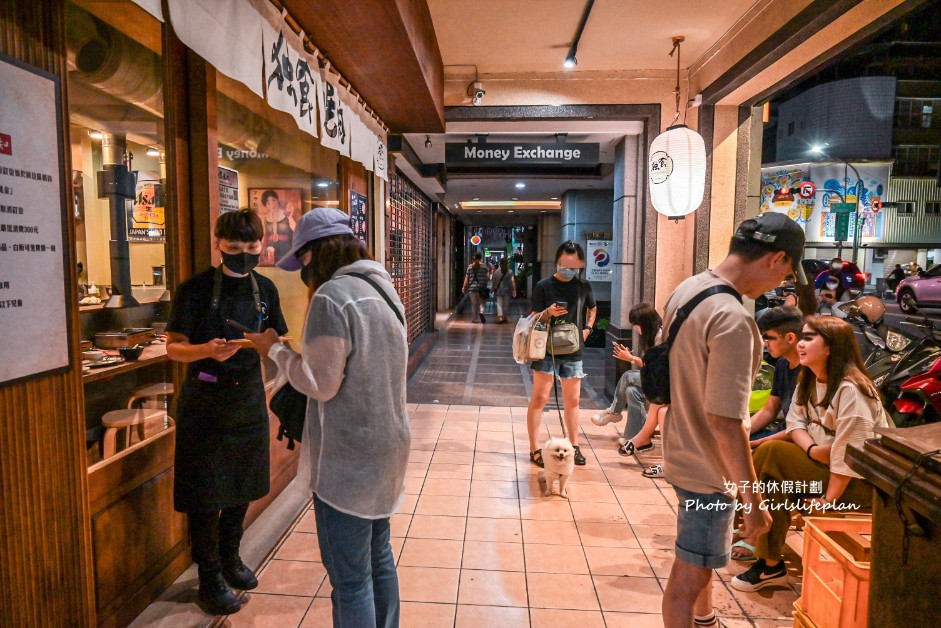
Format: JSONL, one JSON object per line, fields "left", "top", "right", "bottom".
{"left": 810, "top": 145, "right": 864, "bottom": 264}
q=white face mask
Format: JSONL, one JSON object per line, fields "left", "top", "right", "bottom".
{"left": 826, "top": 280, "right": 839, "bottom": 289}
{"left": 557, "top": 267, "right": 580, "bottom": 280}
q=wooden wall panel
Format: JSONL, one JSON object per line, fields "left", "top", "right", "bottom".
{"left": 0, "top": 1, "right": 95, "bottom": 626}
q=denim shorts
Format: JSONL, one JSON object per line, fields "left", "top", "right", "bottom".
{"left": 530, "top": 355, "right": 585, "bottom": 379}
{"left": 673, "top": 486, "right": 735, "bottom": 569}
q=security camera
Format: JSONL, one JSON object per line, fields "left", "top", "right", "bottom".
{"left": 467, "top": 81, "right": 485, "bottom": 106}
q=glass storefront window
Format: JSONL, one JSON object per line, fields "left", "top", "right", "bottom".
{"left": 214, "top": 73, "right": 340, "bottom": 361}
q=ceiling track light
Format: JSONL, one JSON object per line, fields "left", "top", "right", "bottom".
{"left": 564, "top": 0, "right": 595, "bottom": 69}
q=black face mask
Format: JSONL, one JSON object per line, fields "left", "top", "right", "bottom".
{"left": 221, "top": 251, "right": 260, "bottom": 275}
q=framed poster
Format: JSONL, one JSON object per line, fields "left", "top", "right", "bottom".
{"left": 128, "top": 173, "right": 165, "bottom": 241}
{"left": 350, "top": 191, "right": 368, "bottom": 246}
{"left": 586, "top": 240, "right": 613, "bottom": 282}
{"left": 0, "top": 55, "right": 71, "bottom": 385}
{"left": 248, "top": 187, "right": 302, "bottom": 266}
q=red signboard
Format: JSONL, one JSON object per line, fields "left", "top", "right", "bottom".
{"left": 0, "top": 132, "right": 12, "bottom": 156}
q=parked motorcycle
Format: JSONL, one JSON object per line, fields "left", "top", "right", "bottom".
{"left": 879, "top": 296, "right": 941, "bottom": 427}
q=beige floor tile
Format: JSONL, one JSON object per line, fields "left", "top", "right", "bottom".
{"left": 293, "top": 509, "right": 317, "bottom": 533}
{"left": 227, "top": 592, "right": 312, "bottom": 627}
{"left": 299, "top": 597, "right": 332, "bottom": 626}
{"left": 410, "top": 427, "right": 442, "bottom": 439}
{"left": 583, "top": 546, "right": 656, "bottom": 577}
{"left": 530, "top": 607, "right": 606, "bottom": 627}
{"left": 439, "top": 429, "right": 479, "bottom": 442}
{"left": 461, "top": 539, "right": 525, "bottom": 572}
{"left": 396, "top": 492, "right": 419, "bottom": 515}
{"left": 435, "top": 440, "right": 475, "bottom": 453}
{"left": 571, "top": 501, "right": 627, "bottom": 524}
{"left": 630, "top": 525, "right": 677, "bottom": 551}
{"left": 576, "top": 522, "right": 640, "bottom": 548}
{"left": 420, "top": 477, "right": 472, "bottom": 496}
{"left": 470, "top": 479, "right": 520, "bottom": 498}
{"left": 400, "top": 601, "right": 456, "bottom": 627}
{"left": 254, "top": 559, "right": 326, "bottom": 597}
{"left": 407, "top": 514, "right": 466, "bottom": 540}
{"left": 458, "top": 569, "right": 528, "bottom": 607}
{"left": 390, "top": 513, "right": 411, "bottom": 538}
{"left": 408, "top": 449, "right": 433, "bottom": 463}
{"left": 602, "top": 611, "right": 665, "bottom": 628}
{"left": 522, "top": 519, "right": 581, "bottom": 545}
{"left": 397, "top": 566, "right": 460, "bottom": 604}
{"left": 410, "top": 438, "right": 439, "bottom": 452}
{"left": 613, "top": 486, "right": 671, "bottom": 504}
{"left": 518, "top": 478, "right": 549, "bottom": 499}
{"left": 572, "top": 469, "right": 611, "bottom": 485}
{"left": 519, "top": 498, "right": 575, "bottom": 521}
{"left": 403, "top": 476, "right": 425, "bottom": 495}
{"left": 593, "top": 575, "right": 663, "bottom": 612}
{"left": 455, "top": 604, "right": 529, "bottom": 626}
{"left": 475, "top": 439, "right": 516, "bottom": 453}
{"left": 524, "top": 543, "right": 590, "bottom": 575}
{"left": 465, "top": 517, "right": 523, "bottom": 543}
{"left": 623, "top": 504, "right": 675, "bottom": 526}
{"left": 398, "top": 538, "right": 464, "bottom": 569}
{"left": 415, "top": 494, "right": 470, "bottom": 517}
{"left": 642, "top": 549, "right": 676, "bottom": 578}
{"left": 406, "top": 461, "right": 430, "bottom": 478}
{"left": 426, "top": 463, "right": 473, "bottom": 479}
{"left": 467, "top": 496, "right": 520, "bottom": 519}
{"left": 566, "top": 482, "right": 619, "bottom": 503}
{"left": 275, "top": 531, "right": 322, "bottom": 562}
{"left": 473, "top": 464, "right": 518, "bottom": 482}
{"left": 431, "top": 451, "right": 475, "bottom": 465}
{"left": 527, "top": 572, "right": 600, "bottom": 611}
{"left": 391, "top": 537, "right": 404, "bottom": 561}
{"left": 475, "top": 451, "right": 517, "bottom": 466}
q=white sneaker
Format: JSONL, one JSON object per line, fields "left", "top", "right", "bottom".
{"left": 591, "top": 410, "right": 623, "bottom": 426}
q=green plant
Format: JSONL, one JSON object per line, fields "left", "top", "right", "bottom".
{"left": 594, "top": 318, "right": 609, "bottom": 331}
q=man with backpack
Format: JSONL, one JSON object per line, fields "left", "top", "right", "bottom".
{"left": 659, "top": 212, "right": 807, "bottom": 628}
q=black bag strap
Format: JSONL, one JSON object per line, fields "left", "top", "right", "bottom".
{"left": 346, "top": 272, "right": 406, "bottom": 328}
{"left": 665, "top": 284, "right": 742, "bottom": 346}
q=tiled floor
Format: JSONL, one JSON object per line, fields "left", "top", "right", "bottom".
{"left": 231, "top": 308, "right": 806, "bottom": 627}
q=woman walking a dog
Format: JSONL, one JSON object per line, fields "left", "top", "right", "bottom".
{"left": 526, "top": 241, "right": 597, "bottom": 469}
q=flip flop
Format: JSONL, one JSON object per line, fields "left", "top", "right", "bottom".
{"left": 642, "top": 464, "right": 664, "bottom": 478}
{"left": 731, "top": 539, "right": 757, "bottom": 562}
{"left": 530, "top": 449, "right": 544, "bottom": 468}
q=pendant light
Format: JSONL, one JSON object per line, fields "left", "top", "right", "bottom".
{"left": 649, "top": 37, "right": 706, "bottom": 220}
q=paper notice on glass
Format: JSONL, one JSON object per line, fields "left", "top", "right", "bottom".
{"left": 0, "top": 59, "right": 69, "bottom": 384}
{"left": 219, "top": 166, "right": 239, "bottom": 214}
{"left": 586, "top": 240, "right": 614, "bottom": 282}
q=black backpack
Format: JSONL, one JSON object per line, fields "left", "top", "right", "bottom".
{"left": 640, "top": 285, "right": 741, "bottom": 405}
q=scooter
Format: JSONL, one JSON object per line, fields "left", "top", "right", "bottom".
{"left": 881, "top": 296, "right": 941, "bottom": 427}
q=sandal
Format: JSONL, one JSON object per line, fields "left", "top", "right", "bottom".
{"left": 731, "top": 539, "right": 757, "bottom": 562}
{"left": 618, "top": 439, "right": 654, "bottom": 456}
{"left": 642, "top": 464, "right": 664, "bottom": 478}
{"left": 530, "top": 449, "right": 544, "bottom": 468}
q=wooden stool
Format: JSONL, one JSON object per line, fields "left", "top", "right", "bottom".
{"left": 127, "top": 382, "right": 174, "bottom": 410}
{"left": 101, "top": 409, "right": 168, "bottom": 458}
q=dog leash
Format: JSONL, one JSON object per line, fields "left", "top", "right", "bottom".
{"left": 548, "top": 325, "right": 567, "bottom": 439}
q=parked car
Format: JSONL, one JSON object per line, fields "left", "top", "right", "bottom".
{"left": 897, "top": 264, "right": 941, "bottom": 313}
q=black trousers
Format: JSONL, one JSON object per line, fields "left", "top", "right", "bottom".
{"left": 189, "top": 503, "right": 250, "bottom": 578}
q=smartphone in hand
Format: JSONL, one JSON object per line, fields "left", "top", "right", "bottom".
{"left": 553, "top": 300, "right": 568, "bottom": 310}
{"left": 225, "top": 318, "right": 255, "bottom": 334}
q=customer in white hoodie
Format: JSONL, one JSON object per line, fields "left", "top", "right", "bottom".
{"left": 249, "top": 207, "right": 409, "bottom": 628}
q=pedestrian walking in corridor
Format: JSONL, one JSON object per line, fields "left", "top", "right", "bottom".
{"left": 491, "top": 258, "right": 517, "bottom": 323}
{"left": 526, "top": 241, "right": 597, "bottom": 469}
{"left": 462, "top": 252, "right": 489, "bottom": 323}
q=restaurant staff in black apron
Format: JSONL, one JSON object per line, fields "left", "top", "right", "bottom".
{"left": 166, "top": 209, "right": 288, "bottom": 616}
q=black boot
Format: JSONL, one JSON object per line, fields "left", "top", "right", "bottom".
{"left": 222, "top": 557, "right": 259, "bottom": 590}
{"left": 198, "top": 571, "right": 242, "bottom": 615}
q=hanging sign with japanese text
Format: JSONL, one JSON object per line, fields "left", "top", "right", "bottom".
{"left": 261, "top": 14, "right": 320, "bottom": 138}
{"left": 0, "top": 58, "right": 69, "bottom": 385}
{"left": 318, "top": 70, "right": 351, "bottom": 157}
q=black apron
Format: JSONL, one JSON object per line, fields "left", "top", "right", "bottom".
{"left": 173, "top": 268, "right": 271, "bottom": 513}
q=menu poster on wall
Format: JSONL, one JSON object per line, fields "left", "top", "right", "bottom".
{"left": 0, "top": 57, "right": 70, "bottom": 385}
{"left": 219, "top": 166, "right": 240, "bottom": 214}
{"left": 128, "top": 173, "right": 165, "bottom": 241}
{"left": 350, "top": 191, "right": 368, "bottom": 245}
{"left": 586, "top": 240, "right": 614, "bottom": 282}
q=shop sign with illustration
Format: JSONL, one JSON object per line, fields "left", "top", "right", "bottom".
{"left": 586, "top": 240, "right": 613, "bottom": 282}
{"left": 249, "top": 187, "right": 302, "bottom": 266}
{"left": 759, "top": 168, "right": 814, "bottom": 222}
{"left": 128, "top": 174, "right": 165, "bottom": 241}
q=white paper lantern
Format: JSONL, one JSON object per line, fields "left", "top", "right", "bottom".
{"left": 648, "top": 124, "right": 707, "bottom": 218}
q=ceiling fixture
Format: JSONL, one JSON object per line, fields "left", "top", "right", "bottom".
{"left": 507, "top": 210, "right": 515, "bottom": 213}
{"left": 316, "top": 181, "right": 330, "bottom": 188}
{"left": 563, "top": 0, "right": 595, "bottom": 69}
{"left": 648, "top": 36, "right": 706, "bottom": 221}
{"left": 512, "top": 197, "right": 519, "bottom": 201}
{"left": 145, "top": 147, "right": 160, "bottom": 157}
{"left": 515, "top": 182, "right": 526, "bottom": 189}
{"left": 88, "top": 130, "right": 104, "bottom": 140}
{"left": 550, "top": 196, "right": 559, "bottom": 200}
{"left": 424, "top": 136, "right": 432, "bottom": 149}
{"left": 473, "top": 197, "right": 480, "bottom": 201}
{"left": 468, "top": 81, "right": 486, "bottom": 106}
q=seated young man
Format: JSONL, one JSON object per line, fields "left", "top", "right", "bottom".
{"left": 749, "top": 306, "right": 804, "bottom": 446}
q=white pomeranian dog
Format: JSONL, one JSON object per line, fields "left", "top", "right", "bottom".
{"left": 542, "top": 436, "right": 575, "bottom": 498}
